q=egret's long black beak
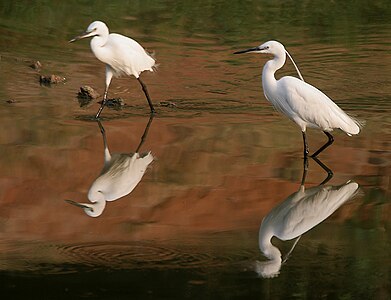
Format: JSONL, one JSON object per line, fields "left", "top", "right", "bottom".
{"left": 69, "top": 31, "right": 90, "bottom": 43}
{"left": 69, "top": 28, "right": 98, "bottom": 43}
{"left": 65, "top": 199, "right": 93, "bottom": 212}
{"left": 234, "top": 46, "right": 261, "bottom": 54}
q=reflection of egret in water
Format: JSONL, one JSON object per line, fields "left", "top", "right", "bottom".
{"left": 255, "top": 158, "right": 359, "bottom": 278}
{"left": 66, "top": 116, "right": 154, "bottom": 217}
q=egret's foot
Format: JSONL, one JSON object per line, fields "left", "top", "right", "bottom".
{"left": 310, "top": 131, "right": 334, "bottom": 157}
{"left": 311, "top": 156, "right": 334, "bottom": 185}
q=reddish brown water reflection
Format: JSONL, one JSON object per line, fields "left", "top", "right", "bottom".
{"left": 0, "top": 113, "right": 388, "bottom": 245}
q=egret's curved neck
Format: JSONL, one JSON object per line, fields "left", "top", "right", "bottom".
{"left": 85, "top": 199, "right": 106, "bottom": 217}
{"left": 90, "top": 28, "right": 109, "bottom": 58}
{"left": 88, "top": 189, "right": 105, "bottom": 202}
{"left": 85, "top": 191, "right": 106, "bottom": 217}
{"left": 90, "top": 34, "right": 108, "bottom": 49}
{"left": 259, "top": 230, "right": 282, "bottom": 262}
{"left": 262, "top": 51, "right": 286, "bottom": 85}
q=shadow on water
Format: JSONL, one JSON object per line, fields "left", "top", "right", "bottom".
{"left": 72, "top": 97, "right": 263, "bottom": 121}
{"left": 66, "top": 115, "right": 154, "bottom": 217}
{"left": 254, "top": 157, "right": 360, "bottom": 278}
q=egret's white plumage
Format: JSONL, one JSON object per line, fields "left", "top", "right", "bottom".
{"left": 255, "top": 180, "right": 359, "bottom": 278}
{"left": 70, "top": 21, "right": 156, "bottom": 118}
{"left": 234, "top": 40, "right": 362, "bottom": 156}
{"left": 66, "top": 120, "right": 154, "bottom": 217}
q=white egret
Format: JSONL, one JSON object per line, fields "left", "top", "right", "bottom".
{"left": 255, "top": 160, "right": 359, "bottom": 278}
{"left": 234, "top": 41, "right": 362, "bottom": 157}
{"left": 70, "top": 21, "right": 156, "bottom": 118}
{"left": 66, "top": 116, "right": 154, "bottom": 217}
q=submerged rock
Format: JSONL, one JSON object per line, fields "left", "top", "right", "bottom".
{"left": 39, "top": 74, "right": 66, "bottom": 85}
{"left": 78, "top": 97, "right": 92, "bottom": 108}
{"left": 30, "top": 61, "right": 42, "bottom": 71}
{"left": 77, "top": 86, "right": 100, "bottom": 99}
{"left": 77, "top": 86, "right": 100, "bottom": 107}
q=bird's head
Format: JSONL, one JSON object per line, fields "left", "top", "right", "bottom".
{"left": 234, "top": 40, "right": 285, "bottom": 55}
{"left": 65, "top": 194, "right": 106, "bottom": 218}
{"left": 253, "top": 259, "right": 282, "bottom": 278}
{"left": 69, "top": 21, "right": 108, "bottom": 43}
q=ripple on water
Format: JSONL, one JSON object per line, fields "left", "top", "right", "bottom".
{"left": 56, "top": 241, "right": 255, "bottom": 272}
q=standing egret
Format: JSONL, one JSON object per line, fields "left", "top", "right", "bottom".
{"left": 66, "top": 116, "right": 154, "bottom": 217}
{"left": 255, "top": 161, "right": 359, "bottom": 278}
{"left": 234, "top": 41, "right": 362, "bottom": 157}
{"left": 70, "top": 21, "right": 156, "bottom": 118}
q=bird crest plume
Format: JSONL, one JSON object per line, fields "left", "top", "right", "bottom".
{"left": 285, "top": 50, "right": 304, "bottom": 82}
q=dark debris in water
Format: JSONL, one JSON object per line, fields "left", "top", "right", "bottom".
{"left": 159, "top": 101, "right": 177, "bottom": 108}
{"left": 5, "top": 99, "right": 16, "bottom": 104}
{"left": 39, "top": 74, "right": 66, "bottom": 85}
{"left": 74, "top": 115, "right": 100, "bottom": 122}
{"left": 98, "top": 98, "right": 125, "bottom": 108}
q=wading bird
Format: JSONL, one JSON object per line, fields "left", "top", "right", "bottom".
{"left": 66, "top": 116, "right": 154, "bottom": 217}
{"left": 234, "top": 41, "right": 362, "bottom": 157}
{"left": 70, "top": 21, "right": 156, "bottom": 118}
{"left": 255, "top": 159, "right": 359, "bottom": 278}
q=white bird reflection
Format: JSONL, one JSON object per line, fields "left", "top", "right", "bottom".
{"left": 66, "top": 116, "right": 154, "bottom": 217}
{"left": 255, "top": 158, "right": 359, "bottom": 278}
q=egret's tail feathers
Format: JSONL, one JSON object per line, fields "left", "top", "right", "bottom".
{"left": 141, "top": 151, "right": 154, "bottom": 164}
{"left": 151, "top": 63, "right": 159, "bottom": 73}
{"left": 148, "top": 49, "right": 156, "bottom": 59}
{"left": 137, "top": 151, "right": 154, "bottom": 164}
{"left": 146, "top": 50, "right": 157, "bottom": 72}
{"left": 342, "top": 114, "right": 364, "bottom": 136}
{"left": 131, "top": 49, "right": 156, "bottom": 76}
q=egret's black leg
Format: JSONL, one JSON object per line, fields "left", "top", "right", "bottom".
{"left": 137, "top": 77, "right": 155, "bottom": 114}
{"left": 302, "top": 131, "right": 309, "bottom": 158}
{"left": 311, "top": 156, "right": 333, "bottom": 185}
{"left": 95, "top": 89, "right": 108, "bottom": 119}
{"left": 301, "top": 156, "right": 309, "bottom": 185}
{"left": 95, "top": 68, "right": 113, "bottom": 119}
{"left": 96, "top": 119, "right": 112, "bottom": 163}
{"left": 310, "top": 131, "right": 334, "bottom": 157}
{"left": 97, "top": 120, "right": 107, "bottom": 147}
{"left": 97, "top": 119, "right": 105, "bottom": 135}
{"left": 282, "top": 235, "right": 301, "bottom": 264}
{"left": 135, "top": 114, "right": 154, "bottom": 153}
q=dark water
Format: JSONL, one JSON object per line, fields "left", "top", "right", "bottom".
{"left": 0, "top": 1, "right": 390, "bottom": 299}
